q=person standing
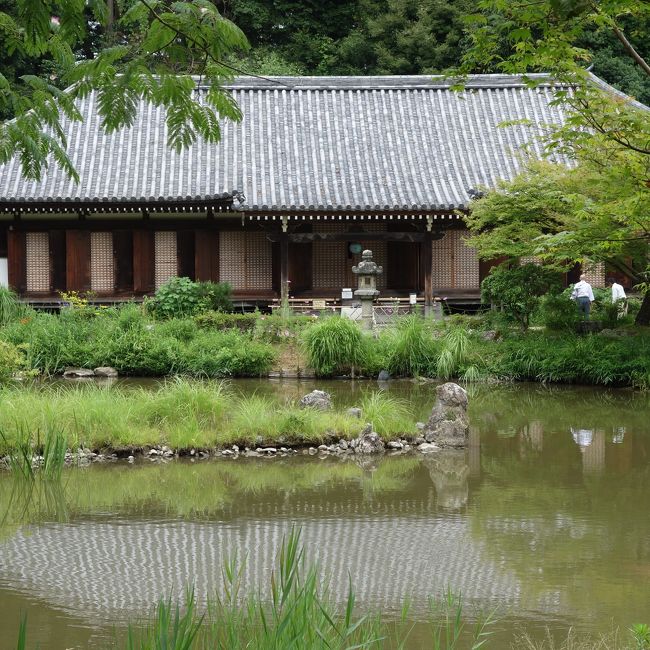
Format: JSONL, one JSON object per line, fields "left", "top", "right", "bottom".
{"left": 571, "top": 274, "right": 595, "bottom": 320}
{"left": 608, "top": 277, "right": 628, "bottom": 316}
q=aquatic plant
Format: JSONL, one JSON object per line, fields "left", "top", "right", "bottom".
{"left": 359, "top": 391, "right": 412, "bottom": 436}
{"left": 0, "top": 424, "right": 67, "bottom": 481}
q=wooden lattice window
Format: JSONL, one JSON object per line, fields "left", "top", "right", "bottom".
{"left": 582, "top": 261, "right": 605, "bottom": 288}
{"left": 219, "top": 231, "right": 272, "bottom": 291}
{"left": 312, "top": 222, "right": 387, "bottom": 290}
{"left": 26, "top": 232, "right": 50, "bottom": 293}
{"left": 155, "top": 231, "right": 178, "bottom": 290}
{"left": 91, "top": 232, "right": 114, "bottom": 293}
{"left": 431, "top": 229, "right": 479, "bottom": 290}
{"left": 312, "top": 223, "right": 346, "bottom": 289}
{"left": 520, "top": 256, "right": 542, "bottom": 266}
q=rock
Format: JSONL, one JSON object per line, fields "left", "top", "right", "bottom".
{"left": 221, "top": 449, "right": 234, "bottom": 456}
{"left": 148, "top": 448, "right": 159, "bottom": 456}
{"left": 127, "top": 455, "right": 135, "bottom": 463}
{"left": 338, "top": 439, "right": 349, "bottom": 450}
{"left": 256, "top": 447, "right": 277, "bottom": 454}
{"left": 418, "top": 442, "right": 439, "bottom": 453}
{"left": 318, "top": 444, "right": 329, "bottom": 451}
{"left": 94, "top": 366, "right": 118, "bottom": 377}
{"left": 352, "top": 424, "right": 385, "bottom": 454}
{"left": 600, "top": 328, "right": 634, "bottom": 337}
{"left": 415, "top": 422, "right": 425, "bottom": 431}
{"left": 414, "top": 436, "right": 425, "bottom": 445}
{"left": 346, "top": 407, "right": 363, "bottom": 419}
{"left": 308, "top": 447, "right": 318, "bottom": 455}
{"left": 480, "top": 330, "right": 500, "bottom": 342}
{"left": 63, "top": 367, "right": 95, "bottom": 378}
{"left": 377, "top": 370, "right": 391, "bottom": 381}
{"left": 421, "top": 382, "right": 469, "bottom": 448}
{"left": 387, "top": 440, "right": 404, "bottom": 450}
{"left": 299, "top": 390, "right": 332, "bottom": 411}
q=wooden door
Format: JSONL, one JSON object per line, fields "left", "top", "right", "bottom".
{"left": 65, "top": 230, "right": 90, "bottom": 292}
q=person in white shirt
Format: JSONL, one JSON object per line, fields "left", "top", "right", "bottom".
{"left": 571, "top": 274, "right": 595, "bottom": 320}
{"left": 607, "top": 277, "right": 628, "bottom": 316}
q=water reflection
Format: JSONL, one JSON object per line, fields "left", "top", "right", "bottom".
{"left": 1, "top": 382, "right": 650, "bottom": 650}
{"left": 424, "top": 451, "right": 469, "bottom": 510}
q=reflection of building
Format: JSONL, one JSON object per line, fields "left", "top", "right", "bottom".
{"left": 1, "top": 514, "right": 521, "bottom": 622}
{"left": 571, "top": 428, "right": 593, "bottom": 448}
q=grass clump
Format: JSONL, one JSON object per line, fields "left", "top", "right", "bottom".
{"left": 303, "top": 316, "right": 365, "bottom": 377}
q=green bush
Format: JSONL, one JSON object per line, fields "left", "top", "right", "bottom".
{"left": 146, "top": 278, "right": 233, "bottom": 319}
{"left": 0, "top": 339, "right": 28, "bottom": 381}
{"left": 482, "top": 264, "right": 563, "bottom": 329}
{"left": 195, "top": 311, "right": 257, "bottom": 332}
{"left": 196, "top": 281, "right": 233, "bottom": 312}
{"left": 302, "top": 316, "right": 365, "bottom": 377}
{"left": 537, "top": 294, "right": 582, "bottom": 331}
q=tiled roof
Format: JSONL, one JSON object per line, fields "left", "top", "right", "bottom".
{"left": 0, "top": 73, "right": 601, "bottom": 212}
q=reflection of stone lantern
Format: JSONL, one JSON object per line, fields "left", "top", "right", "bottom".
{"left": 352, "top": 249, "right": 382, "bottom": 330}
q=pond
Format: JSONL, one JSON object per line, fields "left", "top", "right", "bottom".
{"left": 1, "top": 380, "right": 650, "bottom": 648}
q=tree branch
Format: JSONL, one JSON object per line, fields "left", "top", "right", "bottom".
{"left": 612, "top": 24, "right": 650, "bottom": 78}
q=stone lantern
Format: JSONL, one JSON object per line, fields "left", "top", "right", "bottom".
{"left": 352, "top": 249, "right": 383, "bottom": 330}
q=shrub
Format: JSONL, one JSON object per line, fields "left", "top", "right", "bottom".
{"left": 195, "top": 311, "right": 257, "bottom": 332}
{"left": 481, "top": 264, "right": 563, "bottom": 329}
{"left": 302, "top": 316, "right": 365, "bottom": 377}
{"left": 537, "top": 294, "right": 582, "bottom": 332}
{"left": 196, "top": 281, "right": 233, "bottom": 312}
{"left": 0, "top": 340, "right": 28, "bottom": 381}
{"left": 146, "top": 278, "right": 233, "bottom": 320}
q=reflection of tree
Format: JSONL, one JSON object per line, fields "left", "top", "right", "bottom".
{"left": 469, "top": 448, "right": 650, "bottom": 624}
{"left": 0, "top": 456, "right": 421, "bottom": 535}
{"left": 424, "top": 451, "right": 469, "bottom": 510}
{"left": 469, "top": 385, "right": 650, "bottom": 441}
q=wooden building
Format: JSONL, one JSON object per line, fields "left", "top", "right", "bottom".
{"left": 0, "top": 74, "right": 607, "bottom": 307}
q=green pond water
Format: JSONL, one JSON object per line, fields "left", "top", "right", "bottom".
{"left": 1, "top": 379, "right": 650, "bottom": 648}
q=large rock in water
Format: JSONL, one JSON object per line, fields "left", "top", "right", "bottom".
{"left": 63, "top": 368, "right": 95, "bottom": 379}
{"left": 299, "top": 390, "right": 332, "bottom": 410}
{"left": 422, "top": 382, "right": 469, "bottom": 448}
{"left": 351, "top": 424, "right": 385, "bottom": 454}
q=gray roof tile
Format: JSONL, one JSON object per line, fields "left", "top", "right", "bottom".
{"left": 0, "top": 73, "right": 622, "bottom": 211}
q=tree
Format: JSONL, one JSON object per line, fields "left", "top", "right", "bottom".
{"left": 481, "top": 263, "right": 562, "bottom": 329}
{"left": 0, "top": 0, "right": 249, "bottom": 181}
{"left": 457, "top": 0, "right": 650, "bottom": 324}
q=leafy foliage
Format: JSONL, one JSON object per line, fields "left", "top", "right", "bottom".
{"left": 1, "top": 0, "right": 249, "bottom": 180}
{"left": 146, "top": 277, "right": 232, "bottom": 320}
{"left": 481, "top": 264, "right": 562, "bottom": 329}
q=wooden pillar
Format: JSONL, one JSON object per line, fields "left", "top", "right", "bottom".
{"left": 133, "top": 230, "right": 155, "bottom": 294}
{"left": 421, "top": 230, "right": 432, "bottom": 313}
{"left": 195, "top": 230, "right": 219, "bottom": 282}
{"left": 7, "top": 230, "right": 26, "bottom": 294}
{"left": 65, "top": 230, "right": 91, "bottom": 292}
{"left": 280, "top": 232, "right": 289, "bottom": 303}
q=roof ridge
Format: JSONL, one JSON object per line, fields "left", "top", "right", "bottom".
{"left": 200, "top": 73, "right": 556, "bottom": 91}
